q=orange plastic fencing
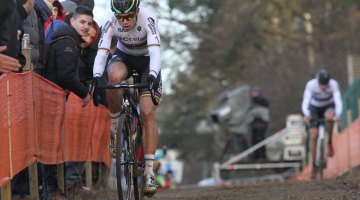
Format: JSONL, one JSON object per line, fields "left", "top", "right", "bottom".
{"left": 33, "top": 72, "right": 66, "bottom": 164}
{"left": 0, "top": 71, "right": 111, "bottom": 187}
{"left": 296, "top": 118, "right": 360, "bottom": 180}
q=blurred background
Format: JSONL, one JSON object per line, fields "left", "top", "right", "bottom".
{"left": 93, "top": 0, "right": 360, "bottom": 185}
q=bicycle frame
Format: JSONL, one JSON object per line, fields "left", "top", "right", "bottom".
{"left": 315, "top": 120, "right": 328, "bottom": 179}
{"left": 117, "top": 92, "right": 144, "bottom": 200}
{"left": 305, "top": 118, "right": 329, "bottom": 179}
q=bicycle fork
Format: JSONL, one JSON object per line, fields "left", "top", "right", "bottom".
{"left": 315, "top": 124, "right": 327, "bottom": 167}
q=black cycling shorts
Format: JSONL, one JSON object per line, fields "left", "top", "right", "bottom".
{"left": 108, "top": 48, "right": 162, "bottom": 99}
{"left": 309, "top": 103, "right": 335, "bottom": 128}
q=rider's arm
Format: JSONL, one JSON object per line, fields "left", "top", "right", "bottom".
{"left": 93, "top": 17, "right": 115, "bottom": 77}
{"left": 145, "top": 12, "right": 161, "bottom": 77}
{"left": 301, "top": 82, "right": 312, "bottom": 117}
{"left": 332, "top": 81, "right": 343, "bottom": 117}
{"left": 148, "top": 46, "right": 161, "bottom": 77}
{"left": 93, "top": 49, "right": 109, "bottom": 77}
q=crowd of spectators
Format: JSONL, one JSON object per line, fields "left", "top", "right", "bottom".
{"left": 0, "top": 0, "right": 111, "bottom": 199}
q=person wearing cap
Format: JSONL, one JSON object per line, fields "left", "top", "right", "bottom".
{"left": 61, "top": 0, "right": 94, "bottom": 12}
{"left": 61, "top": 0, "right": 77, "bottom": 15}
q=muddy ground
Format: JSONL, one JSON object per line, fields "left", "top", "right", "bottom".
{"left": 78, "top": 166, "right": 360, "bottom": 200}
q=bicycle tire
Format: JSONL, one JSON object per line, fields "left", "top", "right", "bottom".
{"left": 318, "top": 138, "right": 325, "bottom": 179}
{"left": 131, "top": 111, "right": 145, "bottom": 200}
{"left": 116, "top": 116, "right": 132, "bottom": 200}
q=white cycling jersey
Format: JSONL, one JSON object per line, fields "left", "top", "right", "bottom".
{"left": 301, "top": 79, "right": 343, "bottom": 117}
{"left": 93, "top": 7, "right": 161, "bottom": 77}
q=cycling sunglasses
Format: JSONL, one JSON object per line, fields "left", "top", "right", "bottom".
{"left": 115, "top": 13, "right": 135, "bottom": 22}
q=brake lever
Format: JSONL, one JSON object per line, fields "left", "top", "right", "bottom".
{"left": 150, "top": 88, "right": 158, "bottom": 106}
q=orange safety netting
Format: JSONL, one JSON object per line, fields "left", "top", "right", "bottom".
{"left": 296, "top": 118, "right": 360, "bottom": 180}
{"left": 0, "top": 71, "right": 111, "bottom": 187}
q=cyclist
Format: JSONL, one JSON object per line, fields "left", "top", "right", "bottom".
{"left": 301, "top": 69, "right": 343, "bottom": 178}
{"left": 92, "top": 0, "right": 162, "bottom": 197}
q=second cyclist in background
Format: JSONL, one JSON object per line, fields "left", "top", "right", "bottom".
{"left": 301, "top": 69, "right": 343, "bottom": 178}
{"left": 92, "top": 0, "right": 162, "bottom": 197}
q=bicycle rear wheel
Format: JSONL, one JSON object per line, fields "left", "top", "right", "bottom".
{"left": 318, "top": 138, "right": 325, "bottom": 179}
{"left": 131, "top": 112, "right": 145, "bottom": 200}
{"left": 116, "top": 116, "right": 133, "bottom": 200}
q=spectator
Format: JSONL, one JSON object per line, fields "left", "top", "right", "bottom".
{"left": 10, "top": 1, "right": 36, "bottom": 198}
{"left": 61, "top": 0, "right": 77, "bottom": 15}
{"left": 35, "top": 0, "right": 52, "bottom": 21}
{"left": 249, "top": 86, "right": 270, "bottom": 161}
{"left": 164, "top": 170, "right": 175, "bottom": 189}
{"left": 41, "top": 6, "right": 93, "bottom": 199}
{"left": 79, "top": 20, "right": 99, "bottom": 86}
{"left": 43, "top": 6, "right": 93, "bottom": 104}
{"left": 0, "top": 0, "right": 31, "bottom": 71}
{"left": 44, "top": 0, "right": 65, "bottom": 31}
{"left": 0, "top": 0, "right": 16, "bottom": 24}
{"left": 43, "top": 0, "right": 53, "bottom": 10}
{"left": 23, "top": 3, "right": 41, "bottom": 69}
{"left": 32, "top": 0, "right": 52, "bottom": 74}
{"left": 65, "top": 20, "right": 100, "bottom": 196}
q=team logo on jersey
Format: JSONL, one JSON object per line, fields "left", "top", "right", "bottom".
{"left": 118, "top": 36, "right": 146, "bottom": 42}
{"left": 148, "top": 17, "right": 155, "bottom": 25}
{"left": 147, "top": 17, "right": 156, "bottom": 35}
{"left": 64, "top": 47, "right": 73, "bottom": 53}
{"left": 102, "top": 21, "right": 111, "bottom": 33}
{"left": 137, "top": 26, "right": 141, "bottom": 31}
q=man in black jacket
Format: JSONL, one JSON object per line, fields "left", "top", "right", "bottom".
{"left": 41, "top": 6, "right": 93, "bottom": 199}
{"left": 250, "top": 86, "right": 270, "bottom": 161}
{"left": 0, "top": 0, "right": 16, "bottom": 23}
{"left": 44, "top": 6, "right": 93, "bottom": 106}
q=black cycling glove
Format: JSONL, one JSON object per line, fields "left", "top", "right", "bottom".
{"left": 90, "top": 76, "right": 100, "bottom": 106}
{"left": 147, "top": 74, "right": 156, "bottom": 90}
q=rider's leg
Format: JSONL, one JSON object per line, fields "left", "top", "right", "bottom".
{"left": 140, "top": 96, "right": 158, "bottom": 195}
{"left": 324, "top": 108, "right": 335, "bottom": 156}
{"left": 139, "top": 96, "right": 159, "bottom": 175}
{"left": 106, "top": 62, "right": 128, "bottom": 134}
{"left": 324, "top": 109, "right": 335, "bottom": 144}
{"left": 310, "top": 127, "right": 319, "bottom": 164}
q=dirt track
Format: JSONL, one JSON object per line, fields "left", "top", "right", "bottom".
{"left": 79, "top": 167, "right": 360, "bottom": 200}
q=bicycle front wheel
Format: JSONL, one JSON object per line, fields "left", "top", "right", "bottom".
{"left": 318, "top": 138, "right": 325, "bottom": 179}
{"left": 116, "top": 116, "right": 132, "bottom": 200}
{"left": 131, "top": 112, "right": 145, "bottom": 200}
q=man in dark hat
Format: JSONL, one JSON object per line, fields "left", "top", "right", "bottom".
{"left": 250, "top": 85, "right": 270, "bottom": 161}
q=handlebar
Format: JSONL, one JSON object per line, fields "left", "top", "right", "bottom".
{"left": 97, "top": 83, "right": 147, "bottom": 89}
{"left": 304, "top": 117, "right": 340, "bottom": 132}
{"left": 93, "top": 83, "right": 159, "bottom": 106}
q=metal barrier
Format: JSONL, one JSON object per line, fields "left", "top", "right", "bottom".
{"left": 213, "top": 129, "right": 304, "bottom": 182}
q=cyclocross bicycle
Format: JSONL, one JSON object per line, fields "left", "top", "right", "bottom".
{"left": 306, "top": 118, "right": 336, "bottom": 179}
{"left": 91, "top": 73, "right": 158, "bottom": 200}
